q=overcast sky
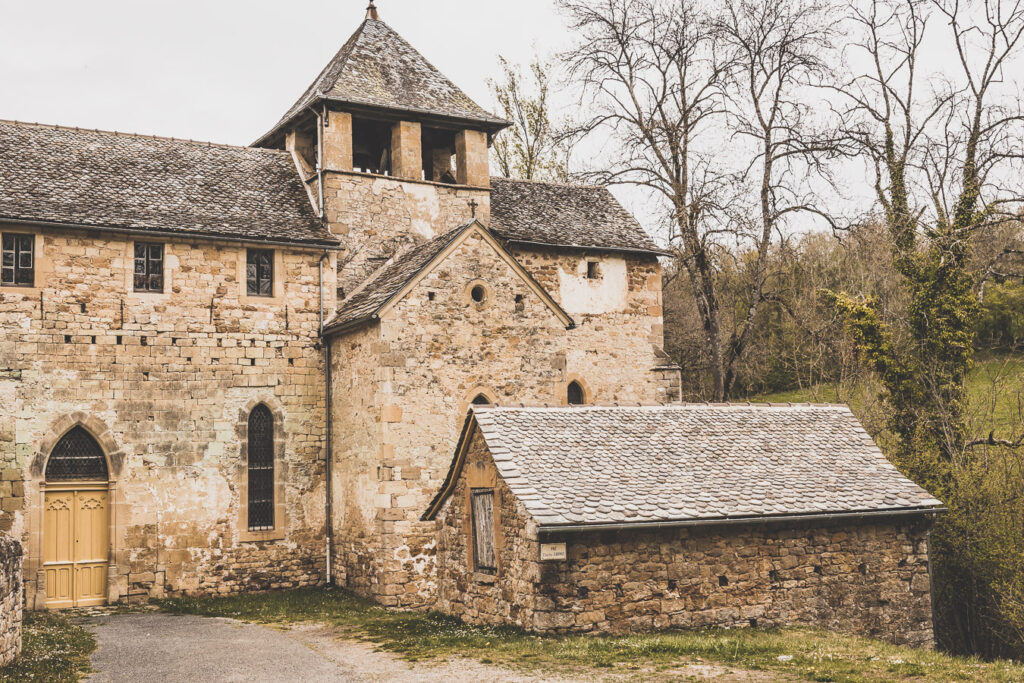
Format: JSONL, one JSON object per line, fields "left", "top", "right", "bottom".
{"left": 1, "top": 0, "right": 566, "bottom": 145}
{"left": 5, "top": 1, "right": 1016, "bottom": 242}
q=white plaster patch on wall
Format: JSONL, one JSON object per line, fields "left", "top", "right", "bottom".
{"left": 395, "top": 537, "right": 436, "bottom": 577}
{"left": 558, "top": 257, "right": 629, "bottom": 315}
{"left": 402, "top": 182, "right": 442, "bottom": 239}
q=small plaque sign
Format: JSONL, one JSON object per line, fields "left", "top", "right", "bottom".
{"left": 540, "top": 542, "right": 567, "bottom": 561}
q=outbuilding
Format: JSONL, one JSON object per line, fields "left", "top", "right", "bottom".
{"left": 423, "top": 404, "right": 944, "bottom": 647}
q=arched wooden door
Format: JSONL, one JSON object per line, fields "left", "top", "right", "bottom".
{"left": 43, "top": 427, "right": 110, "bottom": 608}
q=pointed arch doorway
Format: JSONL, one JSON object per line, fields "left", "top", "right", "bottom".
{"left": 42, "top": 426, "right": 110, "bottom": 608}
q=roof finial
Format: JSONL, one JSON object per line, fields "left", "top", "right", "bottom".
{"left": 366, "top": 0, "right": 380, "bottom": 20}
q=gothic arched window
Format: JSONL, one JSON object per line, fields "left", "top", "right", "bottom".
{"left": 247, "top": 405, "right": 275, "bottom": 531}
{"left": 46, "top": 427, "right": 108, "bottom": 481}
{"left": 567, "top": 381, "right": 586, "bottom": 406}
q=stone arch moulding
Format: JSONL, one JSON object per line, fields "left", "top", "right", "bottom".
{"left": 235, "top": 395, "right": 289, "bottom": 543}
{"left": 26, "top": 411, "right": 124, "bottom": 610}
{"left": 460, "top": 386, "right": 499, "bottom": 417}
{"left": 30, "top": 411, "right": 124, "bottom": 481}
{"left": 564, "top": 375, "right": 594, "bottom": 406}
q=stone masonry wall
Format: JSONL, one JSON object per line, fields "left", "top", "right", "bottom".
{"left": 510, "top": 247, "right": 678, "bottom": 404}
{"left": 436, "top": 430, "right": 936, "bottom": 647}
{"left": 330, "top": 229, "right": 571, "bottom": 608}
{"left": 322, "top": 171, "right": 489, "bottom": 295}
{"left": 0, "top": 225, "right": 335, "bottom": 607}
{"left": 0, "top": 536, "right": 22, "bottom": 666}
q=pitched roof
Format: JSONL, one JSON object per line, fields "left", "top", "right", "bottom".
{"left": 490, "top": 177, "right": 667, "bottom": 255}
{"left": 256, "top": 18, "right": 507, "bottom": 147}
{"left": 322, "top": 221, "right": 573, "bottom": 336}
{"left": 425, "top": 404, "right": 943, "bottom": 527}
{"left": 0, "top": 120, "right": 336, "bottom": 247}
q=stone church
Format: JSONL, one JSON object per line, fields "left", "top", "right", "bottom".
{"left": 0, "top": 3, "right": 941, "bottom": 644}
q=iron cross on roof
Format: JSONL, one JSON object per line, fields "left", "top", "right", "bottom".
{"left": 468, "top": 199, "right": 479, "bottom": 218}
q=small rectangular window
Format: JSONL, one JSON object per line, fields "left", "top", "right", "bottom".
{"left": 471, "top": 489, "right": 496, "bottom": 573}
{"left": 1, "top": 233, "right": 34, "bottom": 287}
{"left": 586, "top": 261, "right": 601, "bottom": 279}
{"left": 246, "top": 249, "right": 274, "bottom": 297}
{"left": 133, "top": 242, "right": 164, "bottom": 292}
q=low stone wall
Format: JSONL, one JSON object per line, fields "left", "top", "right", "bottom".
{"left": 0, "top": 535, "right": 23, "bottom": 666}
{"left": 435, "top": 437, "right": 936, "bottom": 647}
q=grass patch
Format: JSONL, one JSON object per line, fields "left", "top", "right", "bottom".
{"left": 157, "top": 587, "right": 1024, "bottom": 682}
{"left": 0, "top": 612, "right": 95, "bottom": 683}
{"left": 753, "top": 353, "right": 1024, "bottom": 435}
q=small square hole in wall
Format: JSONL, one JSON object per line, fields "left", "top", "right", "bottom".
{"left": 80, "top": 303, "right": 87, "bottom": 313}
{"left": 586, "top": 261, "right": 601, "bottom": 279}
{"left": 140, "top": 336, "right": 148, "bottom": 346}
{"left": 427, "top": 291, "right": 436, "bottom": 301}
{"left": 64, "top": 335, "right": 71, "bottom": 344}
{"left": 116, "top": 335, "right": 123, "bottom": 345}
{"left": 718, "top": 575, "right": 729, "bottom": 587}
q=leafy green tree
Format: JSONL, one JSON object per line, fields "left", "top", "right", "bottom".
{"left": 489, "top": 57, "right": 571, "bottom": 182}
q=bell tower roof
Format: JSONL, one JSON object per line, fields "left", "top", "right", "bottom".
{"left": 254, "top": 13, "right": 507, "bottom": 147}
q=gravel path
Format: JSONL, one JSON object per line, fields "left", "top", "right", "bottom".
{"left": 80, "top": 612, "right": 578, "bottom": 682}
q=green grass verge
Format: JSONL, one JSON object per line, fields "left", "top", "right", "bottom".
{"left": 752, "top": 353, "right": 1024, "bottom": 435}
{"left": 0, "top": 612, "right": 96, "bottom": 683}
{"left": 157, "top": 587, "right": 1024, "bottom": 682}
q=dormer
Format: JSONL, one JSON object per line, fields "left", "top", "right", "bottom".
{"left": 253, "top": 2, "right": 508, "bottom": 188}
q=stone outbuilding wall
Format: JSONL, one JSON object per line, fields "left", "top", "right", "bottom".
{"left": 0, "top": 536, "right": 22, "bottom": 666}
{"left": 434, "top": 429, "right": 936, "bottom": 648}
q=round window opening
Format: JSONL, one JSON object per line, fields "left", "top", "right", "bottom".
{"left": 471, "top": 284, "right": 487, "bottom": 303}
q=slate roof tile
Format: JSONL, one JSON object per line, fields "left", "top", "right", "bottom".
{"left": 0, "top": 120, "right": 335, "bottom": 246}
{"left": 322, "top": 223, "right": 466, "bottom": 334}
{"left": 438, "top": 404, "right": 942, "bottom": 527}
{"left": 490, "top": 177, "right": 665, "bottom": 254}
{"left": 257, "top": 18, "right": 506, "bottom": 146}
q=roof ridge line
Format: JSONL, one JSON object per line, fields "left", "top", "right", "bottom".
{"left": 0, "top": 119, "right": 277, "bottom": 153}
{"left": 492, "top": 175, "right": 614, "bottom": 191}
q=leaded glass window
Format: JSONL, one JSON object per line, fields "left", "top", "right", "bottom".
{"left": 246, "top": 249, "right": 274, "bottom": 297}
{"left": 247, "top": 405, "right": 275, "bottom": 531}
{"left": 46, "top": 427, "right": 108, "bottom": 481}
{"left": 133, "top": 242, "right": 164, "bottom": 292}
{"left": 2, "top": 233, "right": 34, "bottom": 287}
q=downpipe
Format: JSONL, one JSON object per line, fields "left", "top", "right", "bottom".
{"left": 319, "top": 251, "right": 334, "bottom": 585}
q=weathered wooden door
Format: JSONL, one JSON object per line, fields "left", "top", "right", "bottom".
{"left": 44, "top": 488, "right": 108, "bottom": 608}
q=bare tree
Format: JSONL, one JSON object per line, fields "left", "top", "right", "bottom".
{"left": 559, "top": 0, "right": 841, "bottom": 400}
{"left": 826, "top": 0, "right": 1024, "bottom": 656}
{"left": 829, "top": 0, "right": 1024, "bottom": 477}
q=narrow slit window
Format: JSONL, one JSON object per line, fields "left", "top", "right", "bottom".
{"left": 471, "top": 489, "right": 496, "bottom": 573}
{"left": 134, "top": 242, "right": 164, "bottom": 292}
{"left": 247, "top": 405, "right": 275, "bottom": 531}
{"left": 246, "top": 249, "right": 274, "bottom": 297}
{"left": 2, "top": 233, "right": 34, "bottom": 287}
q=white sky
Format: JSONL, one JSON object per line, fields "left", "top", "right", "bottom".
{"left": 0, "top": 0, "right": 566, "bottom": 145}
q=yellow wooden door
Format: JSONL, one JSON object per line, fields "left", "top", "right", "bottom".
{"left": 44, "top": 489, "right": 108, "bottom": 608}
